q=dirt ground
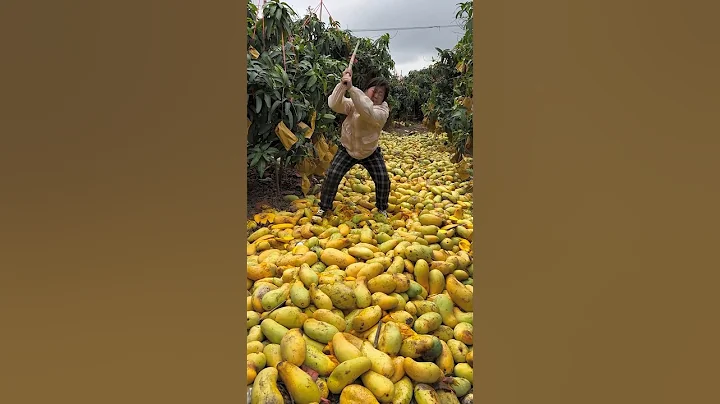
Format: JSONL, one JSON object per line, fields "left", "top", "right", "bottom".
{"left": 246, "top": 163, "right": 319, "bottom": 218}
{"left": 246, "top": 121, "right": 428, "bottom": 218}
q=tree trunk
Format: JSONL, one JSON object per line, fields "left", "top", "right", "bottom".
{"left": 275, "top": 160, "right": 282, "bottom": 195}
{"left": 383, "top": 118, "right": 393, "bottom": 131}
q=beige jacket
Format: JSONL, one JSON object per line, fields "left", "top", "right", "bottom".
{"left": 327, "top": 82, "right": 389, "bottom": 160}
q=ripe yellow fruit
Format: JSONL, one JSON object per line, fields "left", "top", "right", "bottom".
{"left": 327, "top": 356, "right": 372, "bottom": 394}
{"left": 280, "top": 328, "right": 306, "bottom": 366}
{"left": 251, "top": 367, "right": 283, "bottom": 404}
{"left": 403, "top": 357, "right": 444, "bottom": 384}
{"left": 277, "top": 361, "right": 321, "bottom": 404}
{"left": 339, "top": 384, "right": 379, "bottom": 404}
{"left": 246, "top": 132, "right": 473, "bottom": 400}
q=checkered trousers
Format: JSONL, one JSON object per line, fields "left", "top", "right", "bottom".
{"left": 319, "top": 145, "right": 391, "bottom": 212}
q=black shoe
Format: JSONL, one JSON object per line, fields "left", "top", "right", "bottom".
{"left": 374, "top": 210, "right": 388, "bottom": 222}
{"left": 312, "top": 208, "right": 327, "bottom": 223}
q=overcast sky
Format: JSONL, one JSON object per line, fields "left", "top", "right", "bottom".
{"left": 263, "top": 0, "right": 465, "bottom": 76}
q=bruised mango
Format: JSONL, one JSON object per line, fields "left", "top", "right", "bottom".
{"left": 263, "top": 343, "right": 282, "bottom": 368}
{"left": 361, "top": 370, "right": 395, "bottom": 403}
{"left": 270, "top": 306, "right": 308, "bottom": 329}
{"left": 251, "top": 367, "right": 284, "bottom": 404}
{"left": 352, "top": 305, "right": 382, "bottom": 332}
{"left": 400, "top": 335, "right": 443, "bottom": 361}
{"left": 260, "top": 319, "right": 288, "bottom": 344}
{"left": 368, "top": 273, "right": 397, "bottom": 294}
{"left": 303, "top": 318, "right": 339, "bottom": 344}
{"left": 277, "top": 361, "right": 321, "bottom": 404}
{"left": 448, "top": 339, "right": 469, "bottom": 363}
{"left": 303, "top": 343, "right": 338, "bottom": 376}
{"left": 246, "top": 134, "right": 473, "bottom": 400}
{"left": 361, "top": 341, "right": 395, "bottom": 378}
{"left": 454, "top": 322, "right": 473, "bottom": 346}
{"left": 320, "top": 248, "right": 357, "bottom": 268}
{"left": 354, "top": 276, "right": 373, "bottom": 308}
{"left": 435, "top": 340, "right": 455, "bottom": 375}
{"left": 403, "top": 357, "right": 444, "bottom": 383}
{"left": 392, "top": 376, "right": 413, "bottom": 404}
{"left": 327, "top": 356, "right": 372, "bottom": 394}
{"left": 331, "top": 332, "right": 362, "bottom": 363}
{"left": 280, "top": 328, "right": 306, "bottom": 366}
{"left": 414, "top": 312, "right": 443, "bottom": 334}
{"left": 312, "top": 308, "right": 346, "bottom": 332}
{"left": 319, "top": 282, "right": 357, "bottom": 310}
{"left": 339, "top": 384, "right": 379, "bottom": 404}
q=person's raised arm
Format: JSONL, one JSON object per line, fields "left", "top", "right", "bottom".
{"left": 327, "top": 69, "right": 354, "bottom": 115}
{"left": 347, "top": 87, "right": 389, "bottom": 128}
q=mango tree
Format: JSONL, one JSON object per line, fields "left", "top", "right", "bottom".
{"left": 423, "top": 1, "right": 473, "bottom": 162}
{"left": 390, "top": 1, "right": 473, "bottom": 161}
{"left": 247, "top": 0, "right": 397, "bottom": 194}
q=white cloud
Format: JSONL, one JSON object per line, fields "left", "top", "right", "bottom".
{"left": 257, "top": 0, "right": 467, "bottom": 76}
{"left": 393, "top": 55, "right": 439, "bottom": 77}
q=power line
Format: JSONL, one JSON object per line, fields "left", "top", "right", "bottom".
{"left": 347, "top": 24, "right": 458, "bottom": 33}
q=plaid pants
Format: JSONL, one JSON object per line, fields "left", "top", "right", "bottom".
{"left": 319, "top": 145, "right": 390, "bottom": 212}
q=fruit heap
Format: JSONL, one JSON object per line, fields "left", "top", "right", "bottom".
{"left": 247, "top": 133, "right": 473, "bottom": 404}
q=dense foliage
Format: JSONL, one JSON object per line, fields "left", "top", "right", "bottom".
{"left": 388, "top": 1, "right": 474, "bottom": 161}
{"left": 387, "top": 69, "right": 434, "bottom": 122}
{"left": 247, "top": 0, "right": 394, "bottom": 191}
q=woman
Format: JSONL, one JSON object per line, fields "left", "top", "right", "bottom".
{"left": 313, "top": 68, "right": 391, "bottom": 223}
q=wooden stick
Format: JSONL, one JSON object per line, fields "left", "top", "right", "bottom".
{"left": 348, "top": 41, "right": 360, "bottom": 71}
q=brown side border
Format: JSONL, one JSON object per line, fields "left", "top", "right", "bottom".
{"left": 474, "top": 0, "right": 720, "bottom": 403}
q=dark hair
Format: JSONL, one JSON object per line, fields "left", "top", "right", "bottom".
{"left": 364, "top": 77, "right": 390, "bottom": 103}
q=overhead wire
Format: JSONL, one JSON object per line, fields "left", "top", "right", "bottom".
{"left": 296, "top": 1, "right": 460, "bottom": 34}
{"left": 346, "top": 24, "right": 459, "bottom": 33}
{"left": 259, "top": 1, "right": 462, "bottom": 75}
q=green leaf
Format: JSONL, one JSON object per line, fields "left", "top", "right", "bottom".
{"left": 264, "top": 94, "right": 271, "bottom": 109}
{"left": 323, "top": 114, "right": 335, "bottom": 120}
{"left": 255, "top": 96, "right": 263, "bottom": 114}
{"left": 258, "top": 159, "right": 267, "bottom": 178}
{"left": 282, "top": 21, "right": 291, "bottom": 36}
{"left": 307, "top": 74, "right": 317, "bottom": 89}
{"left": 258, "top": 122, "right": 273, "bottom": 135}
{"left": 269, "top": 100, "right": 282, "bottom": 116}
{"left": 250, "top": 153, "right": 262, "bottom": 166}
{"left": 281, "top": 69, "right": 289, "bottom": 86}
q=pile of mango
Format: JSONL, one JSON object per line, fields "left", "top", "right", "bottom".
{"left": 247, "top": 133, "right": 473, "bottom": 404}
